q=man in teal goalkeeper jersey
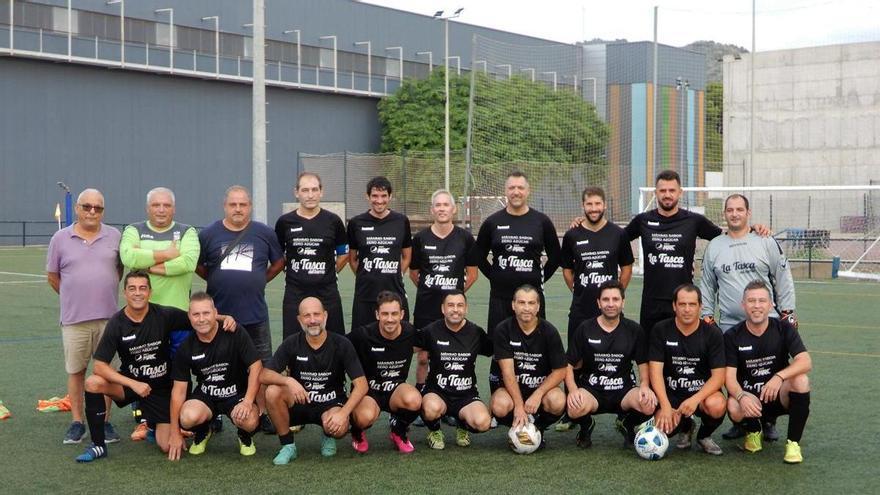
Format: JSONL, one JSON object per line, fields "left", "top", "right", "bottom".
{"left": 119, "top": 186, "right": 200, "bottom": 440}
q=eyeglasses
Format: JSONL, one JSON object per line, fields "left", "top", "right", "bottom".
{"left": 79, "top": 203, "right": 105, "bottom": 213}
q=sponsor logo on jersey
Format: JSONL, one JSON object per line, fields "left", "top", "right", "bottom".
{"left": 297, "top": 247, "right": 318, "bottom": 256}
{"left": 497, "top": 255, "right": 534, "bottom": 271}
{"left": 307, "top": 382, "right": 326, "bottom": 391}
{"left": 676, "top": 366, "right": 696, "bottom": 375}
{"left": 206, "top": 374, "right": 225, "bottom": 382}
{"left": 588, "top": 338, "right": 602, "bottom": 344}
{"left": 443, "top": 362, "right": 465, "bottom": 371}
{"left": 361, "top": 226, "right": 374, "bottom": 231}
{"left": 518, "top": 362, "right": 537, "bottom": 371}
{"left": 509, "top": 341, "right": 521, "bottom": 347}
{"left": 751, "top": 368, "right": 771, "bottom": 377}
{"left": 380, "top": 369, "right": 401, "bottom": 378}
{"left": 370, "top": 246, "right": 391, "bottom": 254}
{"left": 576, "top": 240, "right": 590, "bottom": 245}
{"left": 655, "top": 242, "right": 676, "bottom": 252}
{"left": 580, "top": 272, "right": 613, "bottom": 287}
{"left": 598, "top": 363, "right": 618, "bottom": 372}
{"left": 665, "top": 341, "right": 678, "bottom": 347}
{"left": 432, "top": 264, "right": 451, "bottom": 272}
{"left": 363, "top": 258, "right": 399, "bottom": 273}
{"left": 424, "top": 273, "right": 458, "bottom": 289}
{"left": 496, "top": 225, "right": 510, "bottom": 230}
{"left": 122, "top": 335, "right": 136, "bottom": 342}
{"left": 647, "top": 221, "right": 660, "bottom": 226}
{"left": 738, "top": 346, "right": 753, "bottom": 351}
{"left": 588, "top": 373, "right": 624, "bottom": 389}
{"left": 296, "top": 356, "right": 309, "bottom": 362}
{"left": 290, "top": 227, "right": 303, "bottom": 232}
{"left": 136, "top": 352, "right": 157, "bottom": 362}
{"left": 437, "top": 340, "right": 449, "bottom": 346}
{"left": 721, "top": 261, "right": 757, "bottom": 274}
{"left": 586, "top": 260, "right": 604, "bottom": 269}
{"left": 425, "top": 245, "right": 437, "bottom": 250}
{"left": 192, "top": 353, "right": 205, "bottom": 360}
{"left": 140, "top": 233, "right": 155, "bottom": 240}
{"left": 371, "top": 347, "right": 385, "bottom": 352}
{"left": 505, "top": 244, "right": 526, "bottom": 253}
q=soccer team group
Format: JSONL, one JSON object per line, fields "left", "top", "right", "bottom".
{"left": 46, "top": 169, "right": 812, "bottom": 466}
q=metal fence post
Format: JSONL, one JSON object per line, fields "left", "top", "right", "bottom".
{"left": 21, "top": 221, "right": 26, "bottom": 247}
{"left": 401, "top": 150, "right": 407, "bottom": 215}
{"left": 343, "top": 151, "right": 349, "bottom": 215}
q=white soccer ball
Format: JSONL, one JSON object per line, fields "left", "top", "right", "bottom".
{"left": 634, "top": 425, "right": 669, "bottom": 460}
{"left": 508, "top": 422, "right": 542, "bottom": 455}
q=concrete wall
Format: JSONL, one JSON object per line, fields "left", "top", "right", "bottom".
{"left": 723, "top": 42, "right": 880, "bottom": 187}
{"left": 722, "top": 41, "right": 880, "bottom": 232}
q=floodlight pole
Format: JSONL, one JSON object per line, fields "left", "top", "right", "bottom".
{"left": 155, "top": 8, "right": 174, "bottom": 72}
{"left": 416, "top": 51, "right": 433, "bottom": 72}
{"left": 435, "top": 8, "right": 463, "bottom": 191}
{"left": 541, "top": 71, "right": 557, "bottom": 91}
{"left": 107, "top": 0, "right": 124, "bottom": 66}
{"left": 320, "top": 35, "right": 338, "bottom": 90}
{"left": 448, "top": 56, "right": 461, "bottom": 75}
{"left": 252, "top": 0, "right": 267, "bottom": 223}
{"left": 201, "top": 16, "right": 219, "bottom": 76}
{"left": 355, "top": 41, "right": 372, "bottom": 92}
{"left": 283, "top": 29, "right": 301, "bottom": 85}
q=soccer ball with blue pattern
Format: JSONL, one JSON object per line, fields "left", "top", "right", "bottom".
{"left": 634, "top": 426, "right": 669, "bottom": 460}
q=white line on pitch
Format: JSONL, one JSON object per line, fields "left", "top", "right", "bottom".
{"left": 0, "top": 271, "right": 44, "bottom": 278}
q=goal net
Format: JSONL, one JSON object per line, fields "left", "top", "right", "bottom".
{"left": 636, "top": 185, "right": 880, "bottom": 280}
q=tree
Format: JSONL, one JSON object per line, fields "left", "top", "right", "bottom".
{"left": 377, "top": 69, "right": 610, "bottom": 196}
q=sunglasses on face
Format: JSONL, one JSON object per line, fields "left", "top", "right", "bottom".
{"left": 79, "top": 203, "right": 105, "bottom": 213}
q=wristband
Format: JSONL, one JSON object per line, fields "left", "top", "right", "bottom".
{"left": 735, "top": 391, "right": 745, "bottom": 401}
{"left": 774, "top": 373, "right": 785, "bottom": 382}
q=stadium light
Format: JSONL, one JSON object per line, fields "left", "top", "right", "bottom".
{"left": 435, "top": 7, "right": 463, "bottom": 191}
{"left": 355, "top": 41, "right": 372, "bottom": 93}
{"left": 106, "top": 0, "right": 124, "bottom": 66}
{"left": 448, "top": 55, "right": 461, "bottom": 75}
{"left": 416, "top": 51, "right": 433, "bottom": 72}
{"left": 154, "top": 8, "right": 174, "bottom": 73}
{"left": 283, "top": 29, "right": 301, "bottom": 85}
{"left": 541, "top": 71, "right": 557, "bottom": 91}
{"left": 320, "top": 35, "right": 338, "bottom": 90}
{"left": 201, "top": 16, "right": 220, "bottom": 76}
{"left": 675, "top": 77, "right": 690, "bottom": 175}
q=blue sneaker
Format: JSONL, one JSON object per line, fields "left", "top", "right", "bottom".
{"left": 75, "top": 443, "right": 107, "bottom": 463}
{"left": 273, "top": 443, "right": 298, "bottom": 465}
{"left": 321, "top": 435, "right": 337, "bottom": 457}
{"left": 104, "top": 422, "right": 120, "bottom": 444}
{"left": 63, "top": 422, "right": 86, "bottom": 444}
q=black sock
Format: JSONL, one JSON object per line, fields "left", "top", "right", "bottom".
{"left": 278, "top": 432, "right": 294, "bottom": 446}
{"left": 237, "top": 427, "right": 253, "bottom": 445}
{"left": 422, "top": 413, "right": 441, "bottom": 431}
{"left": 741, "top": 417, "right": 761, "bottom": 433}
{"left": 192, "top": 421, "right": 211, "bottom": 443}
{"left": 351, "top": 425, "right": 364, "bottom": 437}
{"left": 676, "top": 416, "right": 694, "bottom": 436}
{"left": 495, "top": 412, "right": 514, "bottom": 428}
{"left": 534, "top": 411, "right": 562, "bottom": 431}
{"left": 786, "top": 391, "right": 810, "bottom": 442}
{"left": 574, "top": 413, "right": 592, "bottom": 428}
{"left": 623, "top": 411, "right": 651, "bottom": 436}
{"left": 391, "top": 409, "right": 420, "bottom": 435}
{"left": 85, "top": 391, "right": 107, "bottom": 448}
{"left": 697, "top": 415, "right": 723, "bottom": 440}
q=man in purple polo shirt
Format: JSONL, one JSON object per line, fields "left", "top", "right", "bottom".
{"left": 47, "top": 188, "right": 123, "bottom": 445}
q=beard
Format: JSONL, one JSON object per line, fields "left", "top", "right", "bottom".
{"left": 584, "top": 210, "right": 605, "bottom": 225}
{"left": 658, "top": 198, "right": 679, "bottom": 212}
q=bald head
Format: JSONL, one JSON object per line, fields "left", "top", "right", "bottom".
{"left": 298, "top": 297, "right": 327, "bottom": 337}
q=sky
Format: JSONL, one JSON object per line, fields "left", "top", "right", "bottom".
{"left": 362, "top": 0, "right": 879, "bottom": 51}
